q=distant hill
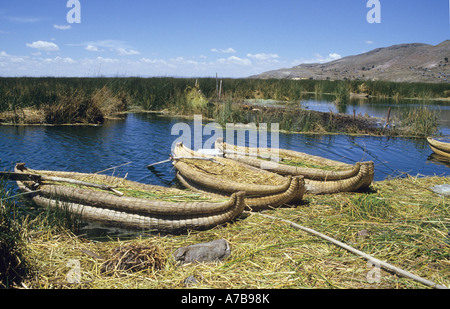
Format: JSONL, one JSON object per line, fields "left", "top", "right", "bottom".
{"left": 251, "top": 41, "right": 450, "bottom": 83}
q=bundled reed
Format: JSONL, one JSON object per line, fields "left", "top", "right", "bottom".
{"left": 172, "top": 143, "right": 305, "bottom": 210}
{"left": 215, "top": 138, "right": 375, "bottom": 194}
{"left": 13, "top": 164, "right": 246, "bottom": 233}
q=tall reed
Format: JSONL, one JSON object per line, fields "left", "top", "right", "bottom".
{"left": 0, "top": 179, "right": 31, "bottom": 288}
{"left": 399, "top": 104, "right": 439, "bottom": 137}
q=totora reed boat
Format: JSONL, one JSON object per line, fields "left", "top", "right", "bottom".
{"left": 11, "top": 163, "right": 246, "bottom": 233}
{"left": 427, "top": 137, "right": 450, "bottom": 158}
{"left": 215, "top": 138, "right": 374, "bottom": 194}
{"left": 172, "top": 142, "right": 305, "bottom": 210}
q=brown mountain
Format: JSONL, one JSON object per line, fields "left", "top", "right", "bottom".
{"left": 251, "top": 41, "right": 450, "bottom": 83}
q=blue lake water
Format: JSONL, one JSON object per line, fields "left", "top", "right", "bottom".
{"left": 1, "top": 112, "right": 449, "bottom": 187}
{"left": 1, "top": 111, "right": 448, "bottom": 237}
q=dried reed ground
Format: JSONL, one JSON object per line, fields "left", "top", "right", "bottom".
{"left": 19, "top": 176, "right": 449, "bottom": 289}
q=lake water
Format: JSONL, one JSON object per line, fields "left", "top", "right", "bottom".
{"left": 1, "top": 111, "right": 448, "bottom": 186}
{"left": 247, "top": 95, "right": 450, "bottom": 136}
{"left": 1, "top": 107, "right": 448, "bottom": 237}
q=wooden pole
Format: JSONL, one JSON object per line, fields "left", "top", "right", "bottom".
{"left": 216, "top": 73, "right": 219, "bottom": 103}
{"left": 1, "top": 172, "right": 124, "bottom": 196}
{"left": 385, "top": 107, "right": 391, "bottom": 128}
{"left": 255, "top": 212, "right": 448, "bottom": 290}
{"left": 146, "top": 156, "right": 225, "bottom": 168}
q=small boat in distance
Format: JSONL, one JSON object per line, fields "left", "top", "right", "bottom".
{"left": 172, "top": 142, "right": 305, "bottom": 210}
{"left": 215, "top": 138, "right": 374, "bottom": 194}
{"left": 11, "top": 163, "right": 246, "bottom": 233}
{"left": 427, "top": 137, "right": 450, "bottom": 158}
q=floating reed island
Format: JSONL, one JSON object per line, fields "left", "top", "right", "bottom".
{"left": 4, "top": 174, "right": 448, "bottom": 289}
{"left": 172, "top": 142, "right": 305, "bottom": 211}
{"left": 215, "top": 138, "right": 374, "bottom": 194}
{"left": 11, "top": 163, "right": 246, "bottom": 233}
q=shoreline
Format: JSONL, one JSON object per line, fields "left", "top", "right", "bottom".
{"left": 3, "top": 174, "right": 448, "bottom": 289}
{"left": 0, "top": 107, "right": 434, "bottom": 138}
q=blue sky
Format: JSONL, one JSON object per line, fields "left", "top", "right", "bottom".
{"left": 0, "top": 0, "right": 449, "bottom": 78}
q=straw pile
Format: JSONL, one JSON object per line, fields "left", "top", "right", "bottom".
{"left": 13, "top": 175, "right": 450, "bottom": 289}
{"left": 218, "top": 140, "right": 351, "bottom": 172}
{"left": 177, "top": 157, "right": 287, "bottom": 186}
{"left": 101, "top": 241, "right": 167, "bottom": 274}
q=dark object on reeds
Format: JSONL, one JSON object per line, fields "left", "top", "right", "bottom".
{"left": 173, "top": 239, "right": 231, "bottom": 264}
{"left": 101, "top": 241, "right": 166, "bottom": 273}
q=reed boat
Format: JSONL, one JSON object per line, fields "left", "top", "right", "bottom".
{"left": 427, "top": 137, "right": 450, "bottom": 158}
{"left": 11, "top": 163, "right": 246, "bottom": 233}
{"left": 172, "top": 142, "right": 305, "bottom": 210}
{"left": 215, "top": 138, "right": 374, "bottom": 194}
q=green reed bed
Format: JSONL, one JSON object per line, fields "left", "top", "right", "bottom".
{"left": 398, "top": 104, "right": 440, "bottom": 137}
{"left": 3, "top": 77, "right": 449, "bottom": 116}
{"left": 0, "top": 77, "right": 447, "bottom": 136}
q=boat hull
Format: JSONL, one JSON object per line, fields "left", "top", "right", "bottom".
{"left": 427, "top": 137, "right": 450, "bottom": 158}
{"left": 172, "top": 143, "right": 305, "bottom": 210}
{"left": 14, "top": 163, "right": 246, "bottom": 233}
{"left": 215, "top": 138, "right": 374, "bottom": 194}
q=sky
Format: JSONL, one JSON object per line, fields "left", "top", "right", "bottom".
{"left": 0, "top": 0, "right": 449, "bottom": 78}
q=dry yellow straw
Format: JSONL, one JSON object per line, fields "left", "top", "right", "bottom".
{"left": 254, "top": 212, "right": 449, "bottom": 290}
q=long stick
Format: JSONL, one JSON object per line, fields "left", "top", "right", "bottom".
{"left": 146, "top": 156, "right": 224, "bottom": 168}
{"left": 254, "top": 212, "right": 448, "bottom": 289}
{"left": 1, "top": 172, "right": 123, "bottom": 196}
{"left": 41, "top": 176, "right": 124, "bottom": 196}
{"left": 94, "top": 162, "right": 132, "bottom": 174}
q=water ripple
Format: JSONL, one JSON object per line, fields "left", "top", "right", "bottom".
{"left": 1, "top": 114, "right": 448, "bottom": 186}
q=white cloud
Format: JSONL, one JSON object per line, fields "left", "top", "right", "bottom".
{"left": 117, "top": 48, "right": 140, "bottom": 56}
{"left": 26, "top": 40, "right": 59, "bottom": 52}
{"left": 85, "top": 45, "right": 99, "bottom": 52}
{"left": 44, "top": 56, "right": 76, "bottom": 64}
{"left": 171, "top": 57, "right": 199, "bottom": 65}
{"left": 54, "top": 24, "right": 72, "bottom": 30}
{"left": 6, "top": 16, "right": 42, "bottom": 23}
{"left": 0, "top": 51, "right": 26, "bottom": 64}
{"left": 366, "top": 40, "right": 375, "bottom": 44}
{"left": 96, "top": 57, "right": 119, "bottom": 64}
{"left": 247, "top": 53, "right": 280, "bottom": 61}
{"left": 74, "top": 40, "right": 140, "bottom": 56}
{"left": 328, "top": 53, "right": 341, "bottom": 60}
{"left": 211, "top": 47, "right": 236, "bottom": 54}
{"left": 0, "top": 47, "right": 283, "bottom": 78}
{"left": 140, "top": 58, "right": 168, "bottom": 65}
{"left": 217, "top": 56, "right": 252, "bottom": 66}
{"left": 294, "top": 53, "right": 342, "bottom": 65}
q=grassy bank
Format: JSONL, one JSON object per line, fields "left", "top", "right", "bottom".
{"left": 2, "top": 175, "right": 448, "bottom": 289}
{"left": 0, "top": 180, "right": 31, "bottom": 288}
{"left": 0, "top": 77, "right": 445, "bottom": 136}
